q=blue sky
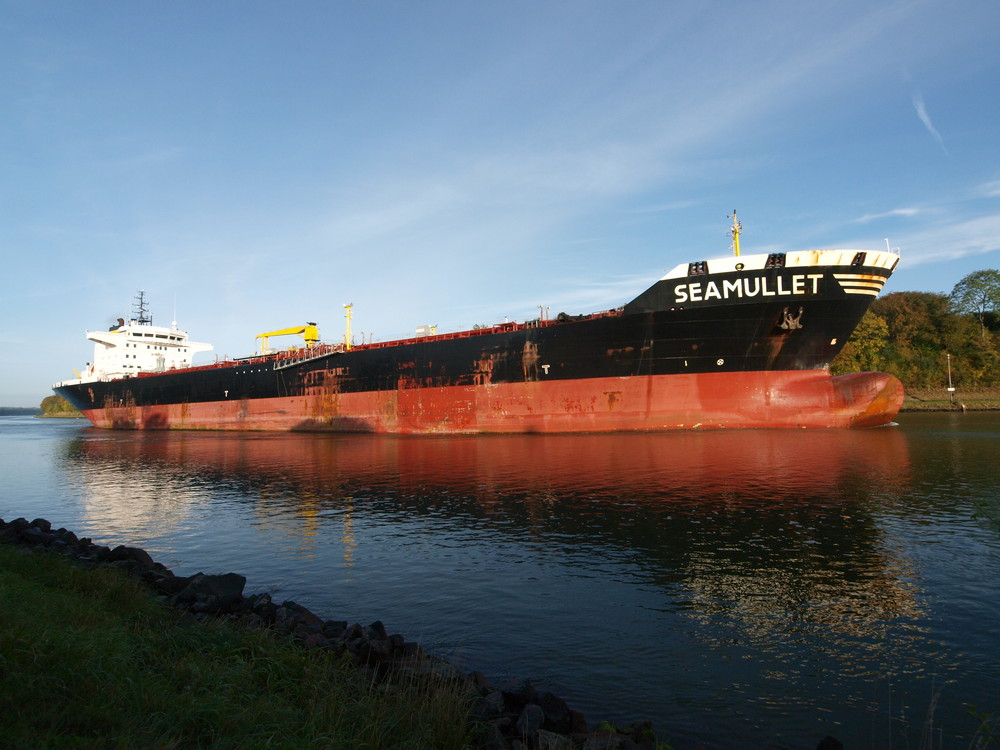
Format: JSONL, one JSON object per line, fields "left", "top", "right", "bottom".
{"left": 2, "top": 0, "right": 999, "bottom": 406}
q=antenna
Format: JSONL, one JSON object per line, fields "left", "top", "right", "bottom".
{"left": 133, "top": 290, "right": 152, "bottom": 325}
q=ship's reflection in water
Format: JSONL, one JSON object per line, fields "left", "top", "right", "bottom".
{"left": 62, "top": 426, "right": 962, "bottom": 748}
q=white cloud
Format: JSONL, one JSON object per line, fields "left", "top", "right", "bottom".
{"left": 892, "top": 213, "right": 1000, "bottom": 265}
{"left": 910, "top": 90, "right": 948, "bottom": 154}
{"left": 979, "top": 181, "right": 1000, "bottom": 198}
{"left": 854, "top": 208, "right": 922, "bottom": 223}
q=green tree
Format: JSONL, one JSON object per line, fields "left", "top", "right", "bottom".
{"left": 868, "top": 292, "right": 953, "bottom": 387}
{"left": 39, "top": 395, "right": 82, "bottom": 416}
{"left": 841, "top": 289, "right": 1000, "bottom": 389}
{"left": 950, "top": 269, "right": 1000, "bottom": 340}
{"left": 831, "top": 311, "right": 889, "bottom": 374}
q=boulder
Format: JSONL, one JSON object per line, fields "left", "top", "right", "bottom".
{"left": 148, "top": 572, "right": 192, "bottom": 596}
{"left": 322, "top": 620, "right": 347, "bottom": 638}
{"left": 582, "top": 734, "right": 631, "bottom": 750}
{"left": 537, "top": 729, "right": 574, "bottom": 750}
{"left": 516, "top": 704, "right": 545, "bottom": 738}
{"left": 503, "top": 678, "right": 539, "bottom": 712}
{"left": 275, "top": 601, "right": 324, "bottom": 634}
{"left": 540, "top": 690, "right": 572, "bottom": 733}
{"left": 19, "top": 526, "right": 48, "bottom": 545}
{"left": 30, "top": 518, "right": 52, "bottom": 532}
{"left": 472, "top": 720, "right": 507, "bottom": 750}
{"left": 470, "top": 690, "right": 506, "bottom": 722}
{"left": 175, "top": 572, "right": 246, "bottom": 613}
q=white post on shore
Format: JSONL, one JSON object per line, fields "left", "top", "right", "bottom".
{"left": 947, "top": 353, "right": 955, "bottom": 403}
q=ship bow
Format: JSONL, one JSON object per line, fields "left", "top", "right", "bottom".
{"left": 831, "top": 371, "right": 905, "bottom": 428}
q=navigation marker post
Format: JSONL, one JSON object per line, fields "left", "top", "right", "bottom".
{"left": 947, "top": 353, "right": 956, "bottom": 403}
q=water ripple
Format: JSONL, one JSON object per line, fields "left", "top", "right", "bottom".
{"left": 2, "top": 414, "right": 998, "bottom": 749}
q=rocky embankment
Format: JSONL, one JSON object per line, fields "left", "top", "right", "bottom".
{"left": 1, "top": 516, "right": 673, "bottom": 750}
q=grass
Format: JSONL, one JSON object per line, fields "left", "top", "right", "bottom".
{"left": 876, "top": 677, "right": 1000, "bottom": 750}
{"left": 0, "top": 544, "right": 472, "bottom": 750}
{"left": 900, "top": 387, "right": 1000, "bottom": 412}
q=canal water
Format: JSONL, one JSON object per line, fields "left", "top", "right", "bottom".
{"left": 2, "top": 413, "right": 998, "bottom": 749}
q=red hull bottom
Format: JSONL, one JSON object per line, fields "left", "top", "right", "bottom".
{"left": 81, "top": 370, "right": 904, "bottom": 433}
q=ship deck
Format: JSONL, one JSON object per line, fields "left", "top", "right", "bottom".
{"left": 135, "top": 309, "right": 624, "bottom": 380}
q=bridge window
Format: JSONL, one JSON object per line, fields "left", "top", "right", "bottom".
{"left": 688, "top": 261, "right": 708, "bottom": 276}
{"left": 765, "top": 253, "right": 786, "bottom": 268}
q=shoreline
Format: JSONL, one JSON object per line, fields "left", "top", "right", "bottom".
{"left": 1, "top": 515, "right": 855, "bottom": 750}
{"left": 0, "top": 516, "right": 677, "bottom": 750}
{"left": 899, "top": 387, "right": 1000, "bottom": 412}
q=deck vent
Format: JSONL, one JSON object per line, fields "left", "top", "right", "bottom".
{"left": 688, "top": 261, "right": 708, "bottom": 276}
{"left": 765, "top": 253, "right": 786, "bottom": 269}
{"left": 851, "top": 252, "right": 867, "bottom": 267}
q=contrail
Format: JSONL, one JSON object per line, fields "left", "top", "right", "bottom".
{"left": 911, "top": 90, "right": 948, "bottom": 154}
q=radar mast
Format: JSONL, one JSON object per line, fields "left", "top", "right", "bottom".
{"left": 133, "top": 290, "right": 153, "bottom": 325}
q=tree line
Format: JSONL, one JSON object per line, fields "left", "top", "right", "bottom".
{"left": 831, "top": 269, "right": 1000, "bottom": 389}
{"left": 0, "top": 407, "right": 39, "bottom": 416}
{"left": 39, "top": 395, "right": 83, "bottom": 416}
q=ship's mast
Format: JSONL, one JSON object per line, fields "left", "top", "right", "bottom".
{"left": 344, "top": 303, "right": 353, "bottom": 351}
{"left": 729, "top": 210, "right": 742, "bottom": 257}
{"left": 133, "top": 290, "right": 153, "bottom": 325}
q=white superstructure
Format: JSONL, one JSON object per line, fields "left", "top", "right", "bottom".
{"left": 54, "top": 292, "right": 213, "bottom": 387}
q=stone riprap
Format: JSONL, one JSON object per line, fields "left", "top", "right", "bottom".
{"left": 1, "top": 516, "right": 670, "bottom": 750}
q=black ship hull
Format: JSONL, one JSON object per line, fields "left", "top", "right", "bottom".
{"left": 54, "top": 261, "right": 904, "bottom": 432}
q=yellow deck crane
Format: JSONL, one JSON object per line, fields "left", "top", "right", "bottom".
{"left": 255, "top": 323, "right": 319, "bottom": 355}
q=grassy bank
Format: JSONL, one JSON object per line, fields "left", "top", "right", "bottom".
{"left": 0, "top": 544, "right": 472, "bottom": 750}
{"left": 900, "top": 387, "right": 1000, "bottom": 412}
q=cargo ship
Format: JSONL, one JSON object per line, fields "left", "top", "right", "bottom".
{"left": 52, "top": 216, "right": 904, "bottom": 433}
